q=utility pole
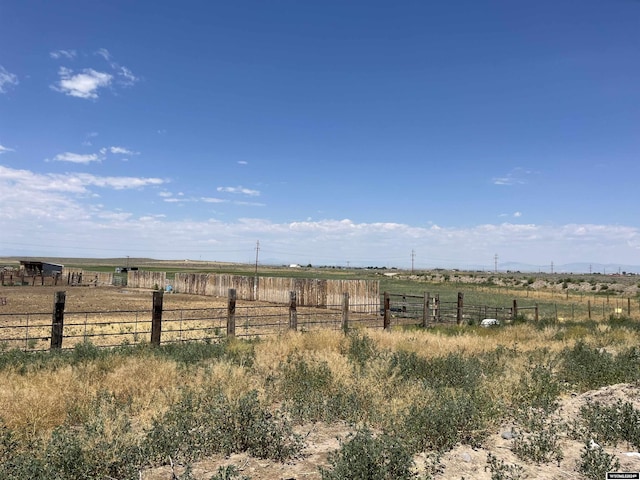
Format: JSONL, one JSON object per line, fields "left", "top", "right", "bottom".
{"left": 254, "top": 240, "right": 260, "bottom": 275}
{"left": 253, "top": 240, "right": 260, "bottom": 301}
{"left": 494, "top": 254, "right": 498, "bottom": 274}
{"left": 411, "top": 250, "right": 415, "bottom": 274}
{"left": 551, "top": 261, "right": 554, "bottom": 274}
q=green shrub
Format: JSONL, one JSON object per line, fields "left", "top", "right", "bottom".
{"left": 576, "top": 441, "right": 620, "bottom": 480}
{"left": 396, "top": 389, "right": 495, "bottom": 452}
{"left": 319, "top": 428, "right": 415, "bottom": 480}
{"left": 344, "top": 331, "right": 378, "bottom": 369}
{"left": 485, "top": 453, "right": 526, "bottom": 480}
{"left": 278, "top": 354, "right": 334, "bottom": 422}
{"left": 154, "top": 338, "right": 256, "bottom": 367}
{"left": 0, "top": 392, "right": 143, "bottom": 480}
{"left": 512, "top": 420, "right": 563, "bottom": 465}
{"left": 512, "top": 364, "right": 562, "bottom": 417}
{"left": 571, "top": 400, "right": 640, "bottom": 449}
{"left": 143, "top": 388, "right": 302, "bottom": 465}
{"left": 389, "top": 351, "right": 485, "bottom": 390}
{"left": 558, "top": 341, "right": 640, "bottom": 391}
{"left": 209, "top": 465, "right": 251, "bottom": 480}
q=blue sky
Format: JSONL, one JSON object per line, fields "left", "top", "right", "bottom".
{"left": 1, "top": 0, "right": 639, "bottom": 270}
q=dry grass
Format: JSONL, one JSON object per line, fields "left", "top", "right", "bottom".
{"left": 3, "top": 319, "right": 638, "bottom": 442}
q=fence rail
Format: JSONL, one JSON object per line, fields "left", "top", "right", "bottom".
{"left": 0, "top": 288, "right": 541, "bottom": 352}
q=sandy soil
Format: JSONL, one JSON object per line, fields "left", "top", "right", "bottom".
{"left": 141, "top": 383, "right": 640, "bottom": 480}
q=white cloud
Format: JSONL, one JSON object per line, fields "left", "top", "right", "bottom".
{"left": 94, "top": 48, "right": 138, "bottom": 86}
{"left": 109, "top": 146, "right": 138, "bottom": 155}
{"left": 95, "top": 48, "right": 111, "bottom": 61}
{"left": 0, "top": 144, "right": 14, "bottom": 154}
{"left": 117, "top": 66, "right": 138, "bottom": 86}
{"left": 52, "top": 67, "right": 113, "bottom": 99}
{"left": 49, "top": 49, "right": 77, "bottom": 60}
{"left": 75, "top": 173, "right": 164, "bottom": 190}
{"left": 217, "top": 186, "right": 260, "bottom": 196}
{"left": 493, "top": 167, "right": 535, "bottom": 186}
{"left": 201, "top": 197, "right": 228, "bottom": 203}
{"left": 0, "top": 65, "right": 18, "bottom": 93}
{"left": 0, "top": 165, "right": 165, "bottom": 194}
{"left": 513, "top": 211, "right": 522, "bottom": 217}
{"left": 53, "top": 152, "right": 101, "bottom": 164}
{"left": 49, "top": 49, "right": 138, "bottom": 99}
{"left": 238, "top": 161, "right": 248, "bottom": 165}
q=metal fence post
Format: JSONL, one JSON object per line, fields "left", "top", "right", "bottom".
{"left": 227, "top": 288, "right": 236, "bottom": 338}
{"left": 456, "top": 292, "right": 464, "bottom": 325}
{"left": 151, "top": 290, "right": 163, "bottom": 346}
{"left": 50, "top": 291, "right": 66, "bottom": 350}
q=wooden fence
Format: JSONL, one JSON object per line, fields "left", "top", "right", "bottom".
{"left": 172, "top": 274, "right": 379, "bottom": 313}
{"left": 0, "top": 270, "right": 113, "bottom": 287}
{"left": 127, "top": 271, "right": 167, "bottom": 289}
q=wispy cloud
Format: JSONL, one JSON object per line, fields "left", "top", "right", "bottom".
{"left": 493, "top": 167, "right": 536, "bottom": 186}
{"left": 0, "top": 165, "right": 165, "bottom": 195}
{"left": 107, "top": 146, "right": 138, "bottom": 155}
{"left": 0, "top": 144, "right": 14, "bottom": 154}
{"left": 95, "top": 48, "right": 112, "bottom": 61}
{"left": 201, "top": 197, "right": 228, "bottom": 203}
{"left": 0, "top": 65, "right": 18, "bottom": 93}
{"left": 499, "top": 211, "right": 523, "bottom": 218}
{"left": 52, "top": 152, "right": 101, "bottom": 164}
{"left": 217, "top": 186, "right": 260, "bottom": 196}
{"left": 95, "top": 48, "right": 139, "bottom": 86}
{"left": 238, "top": 161, "right": 248, "bottom": 165}
{"left": 49, "top": 49, "right": 77, "bottom": 60}
{"left": 52, "top": 67, "right": 113, "bottom": 99}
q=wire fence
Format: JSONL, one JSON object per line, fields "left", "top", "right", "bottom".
{"left": 0, "top": 289, "right": 551, "bottom": 353}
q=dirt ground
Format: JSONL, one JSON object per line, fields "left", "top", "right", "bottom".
{"left": 143, "top": 384, "right": 640, "bottom": 480}
{"left": 0, "top": 285, "right": 228, "bottom": 314}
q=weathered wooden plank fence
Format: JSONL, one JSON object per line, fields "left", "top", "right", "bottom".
{"left": 172, "top": 273, "right": 379, "bottom": 313}
{"left": 127, "top": 271, "right": 167, "bottom": 289}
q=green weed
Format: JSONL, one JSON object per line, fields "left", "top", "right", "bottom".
{"left": 576, "top": 441, "right": 620, "bottom": 480}
{"left": 485, "top": 453, "right": 526, "bottom": 480}
{"left": 395, "top": 388, "right": 495, "bottom": 452}
{"left": 319, "top": 428, "right": 415, "bottom": 480}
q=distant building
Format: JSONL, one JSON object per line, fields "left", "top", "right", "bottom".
{"left": 19, "top": 261, "right": 64, "bottom": 276}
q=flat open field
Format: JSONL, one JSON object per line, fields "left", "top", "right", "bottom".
{"left": 0, "top": 285, "right": 382, "bottom": 351}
